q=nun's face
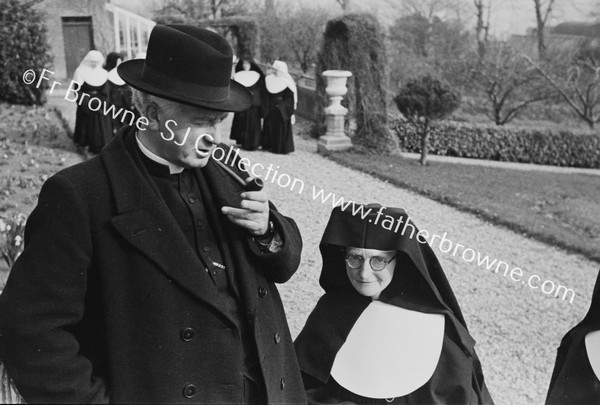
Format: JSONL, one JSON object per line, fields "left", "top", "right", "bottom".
{"left": 345, "top": 247, "right": 396, "bottom": 300}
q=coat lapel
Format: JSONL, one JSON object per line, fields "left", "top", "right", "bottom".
{"left": 100, "top": 128, "right": 237, "bottom": 327}
{"left": 196, "top": 158, "right": 259, "bottom": 316}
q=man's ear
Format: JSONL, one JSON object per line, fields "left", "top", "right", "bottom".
{"left": 144, "top": 102, "right": 161, "bottom": 131}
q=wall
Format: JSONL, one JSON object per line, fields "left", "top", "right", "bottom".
{"left": 35, "top": 0, "right": 115, "bottom": 80}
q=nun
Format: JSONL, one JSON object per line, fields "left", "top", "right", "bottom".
{"left": 261, "top": 60, "right": 296, "bottom": 154}
{"left": 229, "top": 58, "right": 266, "bottom": 150}
{"left": 546, "top": 269, "right": 600, "bottom": 404}
{"left": 104, "top": 51, "right": 134, "bottom": 136}
{"left": 72, "top": 50, "right": 113, "bottom": 154}
{"left": 295, "top": 204, "right": 494, "bottom": 404}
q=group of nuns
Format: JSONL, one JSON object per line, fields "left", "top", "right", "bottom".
{"left": 295, "top": 203, "right": 600, "bottom": 404}
{"left": 72, "top": 50, "right": 134, "bottom": 154}
{"left": 229, "top": 58, "right": 296, "bottom": 154}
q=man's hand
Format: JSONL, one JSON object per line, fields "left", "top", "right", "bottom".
{"left": 221, "top": 178, "right": 269, "bottom": 236}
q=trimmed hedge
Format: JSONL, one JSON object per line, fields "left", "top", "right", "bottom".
{"left": 391, "top": 116, "right": 600, "bottom": 168}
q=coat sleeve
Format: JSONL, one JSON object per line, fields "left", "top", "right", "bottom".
{"left": 0, "top": 174, "right": 110, "bottom": 404}
{"left": 246, "top": 202, "right": 303, "bottom": 284}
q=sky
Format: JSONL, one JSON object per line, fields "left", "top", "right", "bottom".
{"left": 112, "top": 0, "right": 599, "bottom": 38}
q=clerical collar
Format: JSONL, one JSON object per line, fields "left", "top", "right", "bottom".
{"left": 135, "top": 133, "right": 184, "bottom": 174}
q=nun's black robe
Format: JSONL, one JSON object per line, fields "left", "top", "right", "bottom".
{"left": 295, "top": 205, "right": 494, "bottom": 405}
{"left": 546, "top": 269, "right": 600, "bottom": 404}
{"left": 261, "top": 87, "right": 295, "bottom": 154}
{"left": 229, "top": 61, "right": 265, "bottom": 150}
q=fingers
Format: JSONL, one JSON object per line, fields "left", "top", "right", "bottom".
{"left": 221, "top": 192, "right": 270, "bottom": 235}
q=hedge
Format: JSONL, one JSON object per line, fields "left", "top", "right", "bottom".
{"left": 0, "top": 0, "right": 52, "bottom": 105}
{"left": 391, "top": 116, "right": 600, "bottom": 168}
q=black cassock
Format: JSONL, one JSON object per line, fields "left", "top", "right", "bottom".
{"left": 106, "top": 69, "right": 134, "bottom": 136}
{"left": 546, "top": 269, "right": 600, "bottom": 404}
{"left": 229, "top": 61, "right": 265, "bottom": 150}
{"left": 261, "top": 86, "right": 295, "bottom": 154}
{"left": 294, "top": 204, "right": 494, "bottom": 405}
{"left": 73, "top": 80, "right": 113, "bottom": 154}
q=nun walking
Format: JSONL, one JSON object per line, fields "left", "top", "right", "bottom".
{"left": 295, "top": 204, "right": 494, "bottom": 404}
{"left": 72, "top": 50, "right": 113, "bottom": 154}
{"left": 229, "top": 58, "right": 266, "bottom": 150}
{"left": 261, "top": 60, "right": 296, "bottom": 154}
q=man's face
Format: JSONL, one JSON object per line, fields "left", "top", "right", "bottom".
{"left": 154, "top": 103, "right": 227, "bottom": 168}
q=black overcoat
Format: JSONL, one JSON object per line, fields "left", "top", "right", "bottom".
{"left": 0, "top": 128, "right": 306, "bottom": 404}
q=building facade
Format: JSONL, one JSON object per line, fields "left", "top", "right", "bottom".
{"left": 35, "top": 0, "right": 154, "bottom": 80}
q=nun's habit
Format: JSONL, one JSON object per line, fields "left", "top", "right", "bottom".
{"left": 229, "top": 59, "right": 266, "bottom": 150}
{"left": 104, "top": 52, "right": 134, "bottom": 136}
{"left": 72, "top": 51, "right": 113, "bottom": 154}
{"left": 261, "top": 60, "right": 296, "bottom": 154}
{"left": 295, "top": 204, "right": 494, "bottom": 404}
{"left": 546, "top": 269, "right": 600, "bottom": 404}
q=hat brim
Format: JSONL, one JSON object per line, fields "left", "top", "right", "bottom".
{"left": 118, "top": 59, "right": 251, "bottom": 112}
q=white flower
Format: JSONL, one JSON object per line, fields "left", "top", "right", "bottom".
{"left": 0, "top": 219, "right": 6, "bottom": 232}
{"left": 14, "top": 235, "right": 22, "bottom": 247}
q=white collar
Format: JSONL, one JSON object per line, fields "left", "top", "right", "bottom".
{"left": 135, "top": 133, "right": 185, "bottom": 174}
{"left": 234, "top": 70, "right": 260, "bottom": 87}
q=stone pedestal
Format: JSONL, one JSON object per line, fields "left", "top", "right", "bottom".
{"left": 318, "top": 70, "right": 353, "bottom": 153}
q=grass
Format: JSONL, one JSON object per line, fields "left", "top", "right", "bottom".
{"left": 326, "top": 149, "right": 600, "bottom": 263}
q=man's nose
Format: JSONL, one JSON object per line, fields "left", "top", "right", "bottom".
{"left": 212, "top": 122, "right": 221, "bottom": 142}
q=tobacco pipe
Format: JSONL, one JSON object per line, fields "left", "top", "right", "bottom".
{"left": 206, "top": 140, "right": 264, "bottom": 192}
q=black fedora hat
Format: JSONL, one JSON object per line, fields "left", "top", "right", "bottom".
{"left": 118, "top": 25, "right": 251, "bottom": 112}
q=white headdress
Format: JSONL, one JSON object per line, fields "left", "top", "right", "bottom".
{"left": 266, "top": 60, "right": 297, "bottom": 109}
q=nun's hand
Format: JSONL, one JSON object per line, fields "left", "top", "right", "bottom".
{"left": 221, "top": 189, "right": 270, "bottom": 236}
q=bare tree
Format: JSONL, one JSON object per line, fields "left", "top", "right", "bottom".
{"left": 533, "top": 0, "right": 556, "bottom": 59}
{"left": 474, "top": 0, "right": 491, "bottom": 61}
{"left": 282, "top": 7, "right": 330, "bottom": 72}
{"left": 401, "top": 0, "right": 468, "bottom": 22}
{"left": 472, "top": 43, "right": 548, "bottom": 125}
{"left": 153, "top": 0, "right": 255, "bottom": 22}
{"left": 335, "top": 0, "right": 351, "bottom": 12}
{"left": 525, "top": 41, "right": 600, "bottom": 128}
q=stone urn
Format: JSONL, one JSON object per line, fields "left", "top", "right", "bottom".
{"left": 318, "top": 70, "right": 353, "bottom": 153}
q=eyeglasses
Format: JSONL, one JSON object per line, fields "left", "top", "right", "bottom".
{"left": 345, "top": 253, "right": 397, "bottom": 271}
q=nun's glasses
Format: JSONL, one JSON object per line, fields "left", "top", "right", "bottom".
{"left": 345, "top": 253, "right": 397, "bottom": 271}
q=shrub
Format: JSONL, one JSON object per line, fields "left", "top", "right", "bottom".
{"left": 391, "top": 116, "right": 600, "bottom": 168}
{"left": 0, "top": 0, "right": 52, "bottom": 105}
{"left": 394, "top": 75, "right": 460, "bottom": 165}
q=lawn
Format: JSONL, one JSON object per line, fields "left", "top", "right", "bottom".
{"left": 327, "top": 148, "right": 600, "bottom": 262}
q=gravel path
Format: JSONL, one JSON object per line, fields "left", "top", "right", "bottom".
{"left": 234, "top": 132, "right": 598, "bottom": 405}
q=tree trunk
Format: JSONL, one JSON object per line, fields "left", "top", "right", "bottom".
{"left": 533, "top": 0, "right": 554, "bottom": 59}
{"left": 419, "top": 122, "right": 430, "bottom": 165}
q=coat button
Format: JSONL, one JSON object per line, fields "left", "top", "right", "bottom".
{"left": 280, "top": 378, "right": 285, "bottom": 390}
{"left": 274, "top": 331, "right": 281, "bottom": 344}
{"left": 183, "top": 383, "right": 197, "bottom": 398}
{"left": 258, "top": 286, "right": 268, "bottom": 298}
{"left": 188, "top": 196, "right": 196, "bottom": 204}
{"left": 181, "top": 327, "right": 195, "bottom": 342}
